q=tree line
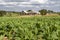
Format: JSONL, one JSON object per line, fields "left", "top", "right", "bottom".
{"left": 0, "top": 9, "right": 60, "bottom": 17}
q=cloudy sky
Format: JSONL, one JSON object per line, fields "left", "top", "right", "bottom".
{"left": 0, "top": 0, "right": 60, "bottom": 12}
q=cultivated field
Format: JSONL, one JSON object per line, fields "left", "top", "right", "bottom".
{"left": 0, "top": 16, "right": 60, "bottom": 40}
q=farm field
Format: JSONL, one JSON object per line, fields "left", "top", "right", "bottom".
{"left": 0, "top": 16, "right": 60, "bottom": 40}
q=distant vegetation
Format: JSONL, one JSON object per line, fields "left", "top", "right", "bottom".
{"left": 0, "top": 9, "right": 60, "bottom": 17}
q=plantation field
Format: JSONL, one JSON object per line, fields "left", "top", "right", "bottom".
{"left": 0, "top": 16, "right": 60, "bottom": 40}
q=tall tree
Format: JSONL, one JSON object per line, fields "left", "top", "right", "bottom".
{"left": 39, "top": 9, "right": 47, "bottom": 15}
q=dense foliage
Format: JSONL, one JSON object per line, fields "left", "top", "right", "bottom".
{"left": 0, "top": 16, "right": 60, "bottom": 40}
{"left": 39, "top": 9, "right": 47, "bottom": 15}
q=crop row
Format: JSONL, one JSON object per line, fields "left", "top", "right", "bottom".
{"left": 0, "top": 17, "right": 60, "bottom": 40}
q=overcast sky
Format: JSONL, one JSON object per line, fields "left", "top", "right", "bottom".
{"left": 0, "top": 0, "right": 60, "bottom": 12}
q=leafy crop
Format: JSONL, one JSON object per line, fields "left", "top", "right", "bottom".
{"left": 0, "top": 16, "right": 60, "bottom": 40}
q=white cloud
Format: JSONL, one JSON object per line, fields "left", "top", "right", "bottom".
{"left": 5, "top": 6, "right": 14, "bottom": 7}
{"left": 0, "top": 0, "right": 6, "bottom": 5}
{"left": 18, "top": 2, "right": 32, "bottom": 5}
{"left": 17, "top": 2, "right": 39, "bottom": 8}
{"left": 47, "top": 1, "right": 56, "bottom": 4}
{"left": 0, "top": 0, "right": 60, "bottom": 12}
{"left": 18, "top": 5, "right": 33, "bottom": 7}
{"left": 30, "top": 0, "right": 48, "bottom": 4}
{"left": 0, "top": 0, "right": 58, "bottom": 8}
{"left": 0, "top": 0, "right": 4, "bottom": 2}
{"left": 0, "top": 2, "right": 18, "bottom": 5}
{"left": 0, "top": 0, "right": 48, "bottom": 5}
